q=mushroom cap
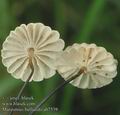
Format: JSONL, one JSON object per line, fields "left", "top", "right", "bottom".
{"left": 1, "top": 23, "right": 65, "bottom": 82}
{"left": 56, "top": 43, "right": 117, "bottom": 89}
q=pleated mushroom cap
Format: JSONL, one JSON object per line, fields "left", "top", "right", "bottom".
{"left": 56, "top": 43, "right": 117, "bottom": 89}
{"left": 1, "top": 23, "right": 65, "bottom": 82}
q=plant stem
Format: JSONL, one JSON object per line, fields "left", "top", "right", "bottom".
{"left": 29, "top": 68, "right": 84, "bottom": 115}
{"left": 8, "top": 65, "right": 34, "bottom": 115}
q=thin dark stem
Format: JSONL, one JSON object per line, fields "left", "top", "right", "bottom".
{"left": 8, "top": 66, "right": 34, "bottom": 115}
{"left": 29, "top": 69, "right": 84, "bottom": 115}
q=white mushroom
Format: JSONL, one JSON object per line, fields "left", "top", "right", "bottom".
{"left": 1, "top": 23, "right": 65, "bottom": 82}
{"left": 56, "top": 43, "right": 117, "bottom": 89}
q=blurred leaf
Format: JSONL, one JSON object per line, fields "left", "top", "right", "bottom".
{"left": 0, "top": 77, "right": 21, "bottom": 97}
{"left": 54, "top": 0, "right": 67, "bottom": 37}
{"left": 81, "top": 90, "right": 94, "bottom": 111}
{"left": 0, "top": 0, "right": 16, "bottom": 39}
{"left": 75, "top": 0, "right": 106, "bottom": 42}
{"left": 29, "top": 82, "right": 44, "bottom": 101}
{"left": 61, "top": 86, "right": 76, "bottom": 115}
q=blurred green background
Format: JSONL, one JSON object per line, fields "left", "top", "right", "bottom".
{"left": 0, "top": 0, "right": 120, "bottom": 115}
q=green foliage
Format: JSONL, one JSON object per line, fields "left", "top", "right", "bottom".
{"left": 0, "top": 77, "right": 21, "bottom": 97}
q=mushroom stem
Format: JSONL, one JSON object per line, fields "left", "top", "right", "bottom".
{"left": 29, "top": 68, "right": 84, "bottom": 115}
{"left": 8, "top": 62, "right": 34, "bottom": 115}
